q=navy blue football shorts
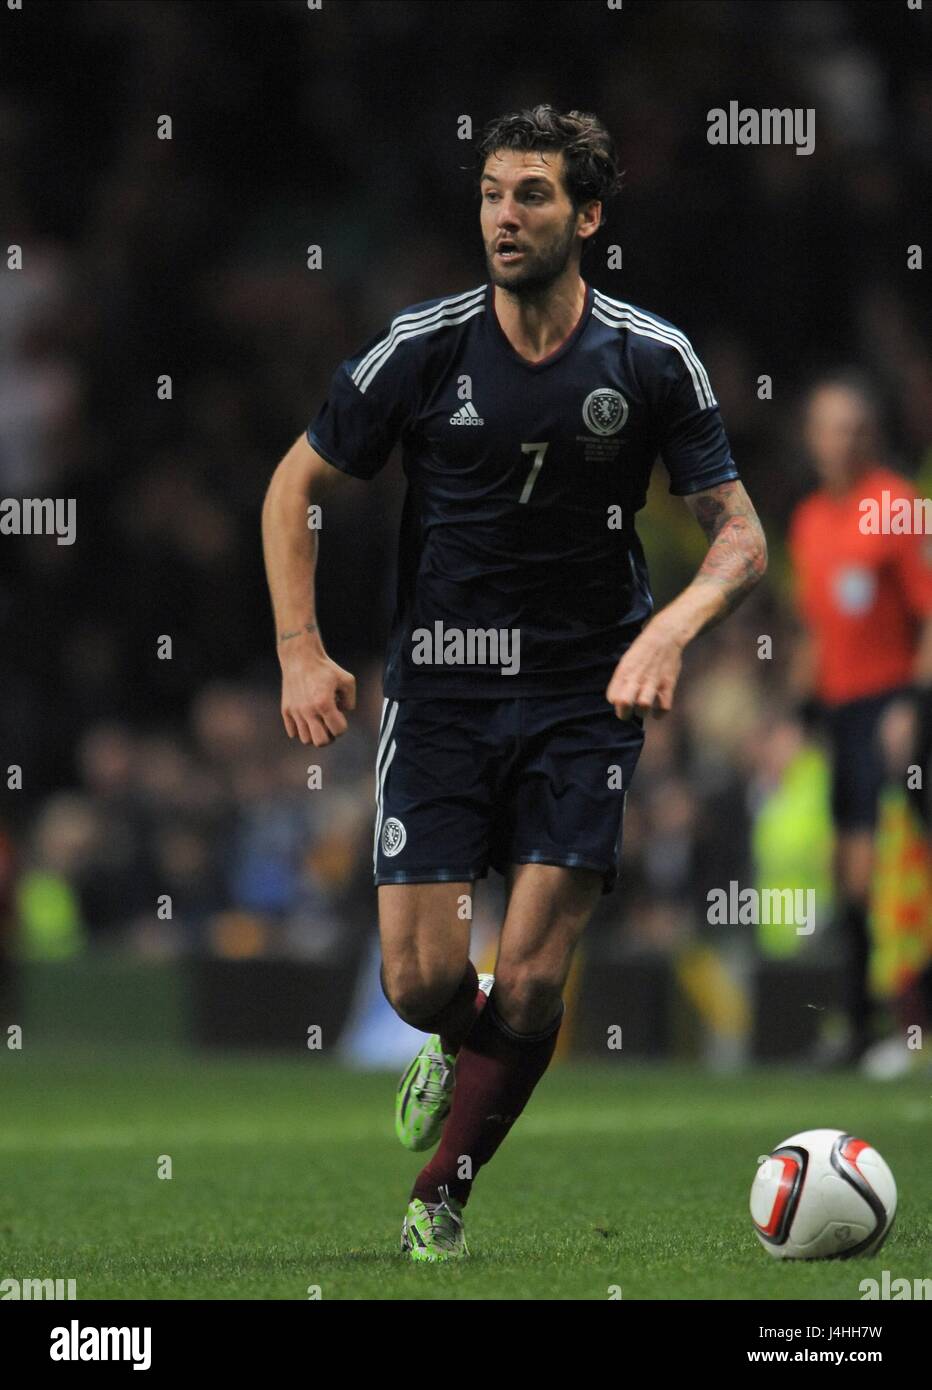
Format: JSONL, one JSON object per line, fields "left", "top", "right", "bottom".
{"left": 372, "top": 691, "right": 645, "bottom": 895}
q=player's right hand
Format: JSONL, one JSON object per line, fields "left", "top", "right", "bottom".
{"left": 279, "top": 648, "right": 356, "bottom": 746}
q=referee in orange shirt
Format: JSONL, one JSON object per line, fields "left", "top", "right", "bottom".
{"left": 788, "top": 372, "right": 932, "bottom": 1065}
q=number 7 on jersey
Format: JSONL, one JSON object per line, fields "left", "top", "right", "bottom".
{"left": 518, "top": 442, "right": 549, "bottom": 504}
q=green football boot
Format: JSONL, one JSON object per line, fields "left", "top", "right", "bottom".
{"left": 401, "top": 1187, "right": 469, "bottom": 1262}
{"left": 394, "top": 973, "right": 494, "bottom": 1152}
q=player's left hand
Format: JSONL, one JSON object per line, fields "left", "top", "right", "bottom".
{"left": 605, "top": 620, "right": 683, "bottom": 720}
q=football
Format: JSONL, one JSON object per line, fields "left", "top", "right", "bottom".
{"left": 750, "top": 1128, "right": 897, "bottom": 1260}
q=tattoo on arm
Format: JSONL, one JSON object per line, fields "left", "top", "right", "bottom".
{"left": 278, "top": 622, "right": 318, "bottom": 643}
{"left": 687, "top": 481, "right": 768, "bottom": 624}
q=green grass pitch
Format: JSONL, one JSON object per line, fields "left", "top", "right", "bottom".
{"left": 1, "top": 1048, "right": 929, "bottom": 1300}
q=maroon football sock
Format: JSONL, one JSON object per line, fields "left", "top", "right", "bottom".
{"left": 412, "top": 997, "right": 563, "bottom": 1206}
{"left": 439, "top": 984, "right": 489, "bottom": 1056}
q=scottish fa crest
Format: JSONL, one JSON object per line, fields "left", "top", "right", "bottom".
{"left": 583, "top": 387, "right": 628, "bottom": 436}
{"left": 381, "top": 817, "right": 407, "bottom": 857}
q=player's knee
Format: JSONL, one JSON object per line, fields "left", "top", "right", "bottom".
{"left": 381, "top": 966, "right": 461, "bottom": 1028}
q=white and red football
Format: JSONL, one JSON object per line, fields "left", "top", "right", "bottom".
{"left": 750, "top": 1128, "right": 896, "bottom": 1259}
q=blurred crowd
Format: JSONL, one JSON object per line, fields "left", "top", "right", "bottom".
{"left": 0, "top": 0, "right": 930, "bottom": 966}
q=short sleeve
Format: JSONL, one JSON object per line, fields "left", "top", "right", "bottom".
{"left": 654, "top": 337, "right": 739, "bottom": 497}
{"left": 892, "top": 510, "right": 932, "bottom": 617}
{"left": 306, "top": 322, "right": 418, "bottom": 480}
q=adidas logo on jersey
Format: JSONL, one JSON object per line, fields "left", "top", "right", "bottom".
{"left": 449, "top": 401, "right": 484, "bottom": 426}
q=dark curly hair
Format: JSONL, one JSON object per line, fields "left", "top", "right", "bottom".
{"left": 475, "top": 104, "right": 623, "bottom": 229}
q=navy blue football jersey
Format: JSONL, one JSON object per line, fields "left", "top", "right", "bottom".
{"left": 307, "top": 281, "right": 739, "bottom": 697}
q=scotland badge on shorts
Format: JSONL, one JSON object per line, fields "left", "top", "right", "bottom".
{"left": 381, "top": 817, "right": 407, "bottom": 857}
